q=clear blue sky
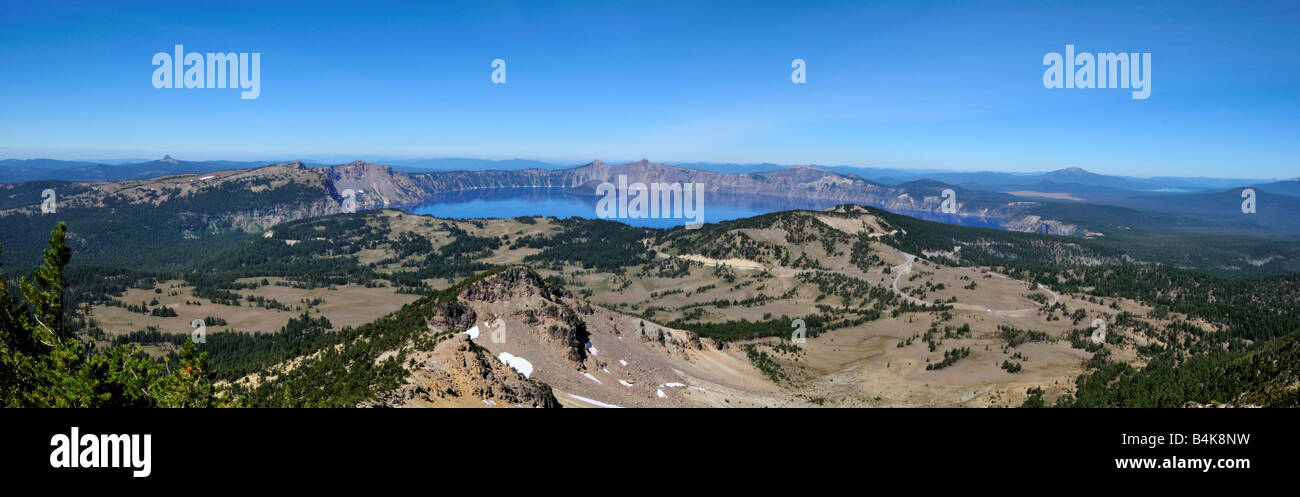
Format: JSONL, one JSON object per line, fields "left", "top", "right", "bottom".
{"left": 1, "top": 0, "right": 1296, "bottom": 178}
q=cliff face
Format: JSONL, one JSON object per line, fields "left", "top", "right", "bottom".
{"left": 322, "top": 161, "right": 433, "bottom": 208}
{"left": 1000, "top": 214, "right": 1081, "bottom": 236}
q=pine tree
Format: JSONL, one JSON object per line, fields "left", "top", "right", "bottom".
{"left": 19, "top": 222, "right": 71, "bottom": 343}
{"left": 0, "top": 222, "right": 226, "bottom": 407}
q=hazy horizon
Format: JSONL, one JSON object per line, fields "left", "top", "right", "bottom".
{"left": 0, "top": 151, "right": 1291, "bottom": 181}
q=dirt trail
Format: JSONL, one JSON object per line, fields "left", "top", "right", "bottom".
{"left": 890, "top": 252, "right": 1057, "bottom": 316}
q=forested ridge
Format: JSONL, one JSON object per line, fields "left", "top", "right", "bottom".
{"left": 0, "top": 223, "right": 222, "bottom": 407}
{"left": 1013, "top": 265, "right": 1300, "bottom": 407}
{"left": 0, "top": 174, "right": 326, "bottom": 272}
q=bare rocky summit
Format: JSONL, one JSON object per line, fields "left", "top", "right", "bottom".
{"left": 360, "top": 334, "right": 560, "bottom": 408}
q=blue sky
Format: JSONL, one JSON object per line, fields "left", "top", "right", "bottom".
{"left": 0, "top": 0, "right": 1296, "bottom": 178}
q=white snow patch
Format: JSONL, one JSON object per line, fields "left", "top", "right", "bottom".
{"left": 497, "top": 352, "right": 534, "bottom": 378}
{"left": 586, "top": 342, "right": 598, "bottom": 356}
{"left": 618, "top": 359, "right": 628, "bottom": 366}
{"left": 568, "top": 393, "right": 622, "bottom": 408}
{"left": 657, "top": 389, "right": 667, "bottom": 398}
{"left": 463, "top": 325, "right": 480, "bottom": 339}
{"left": 582, "top": 372, "right": 602, "bottom": 385}
{"left": 482, "top": 399, "right": 496, "bottom": 406}
{"left": 660, "top": 382, "right": 686, "bottom": 388}
{"left": 618, "top": 379, "right": 634, "bottom": 387}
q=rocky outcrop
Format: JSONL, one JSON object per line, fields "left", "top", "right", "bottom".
{"left": 520, "top": 302, "right": 590, "bottom": 367}
{"left": 460, "top": 266, "right": 570, "bottom": 303}
{"left": 1002, "top": 214, "right": 1080, "bottom": 236}
{"left": 360, "top": 335, "right": 560, "bottom": 408}
{"left": 430, "top": 300, "right": 477, "bottom": 332}
{"left": 461, "top": 266, "right": 589, "bottom": 368}
{"left": 322, "top": 161, "right": 433, "bottom": 207}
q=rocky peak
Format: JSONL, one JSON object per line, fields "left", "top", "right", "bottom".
{"left": 359, "top": 334, "right": 560, "bottom": 408}
{"left": 461, "top": 266, "right": 569, "bottom": 303}
{"left": 159, "top": 155, "right": 178, "bottom": 164}
{"left": 460, "top": 266, "right": 589, "bottom": 367}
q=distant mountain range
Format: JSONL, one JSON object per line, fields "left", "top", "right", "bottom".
{"left": 8, "top": 156, "right": 1291, "bottom": 193}
{"left": 3, "top": 157, "right": 1300, "bottom": 274}
{"left": 1252, "top": 178, "right": 1300, "bottom": 198}
{"left": 0, "top": 156, "right": 274, "bottom": 183}
{"left": 5, "top": 156, "right": 1298, "bottom": 237}
{"left": 814, "top": 165, "right": 1285, "bottom": 194}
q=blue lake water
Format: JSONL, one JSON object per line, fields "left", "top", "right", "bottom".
{"left": 405, "top": 188, "right": 1006, "bottom": 230}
